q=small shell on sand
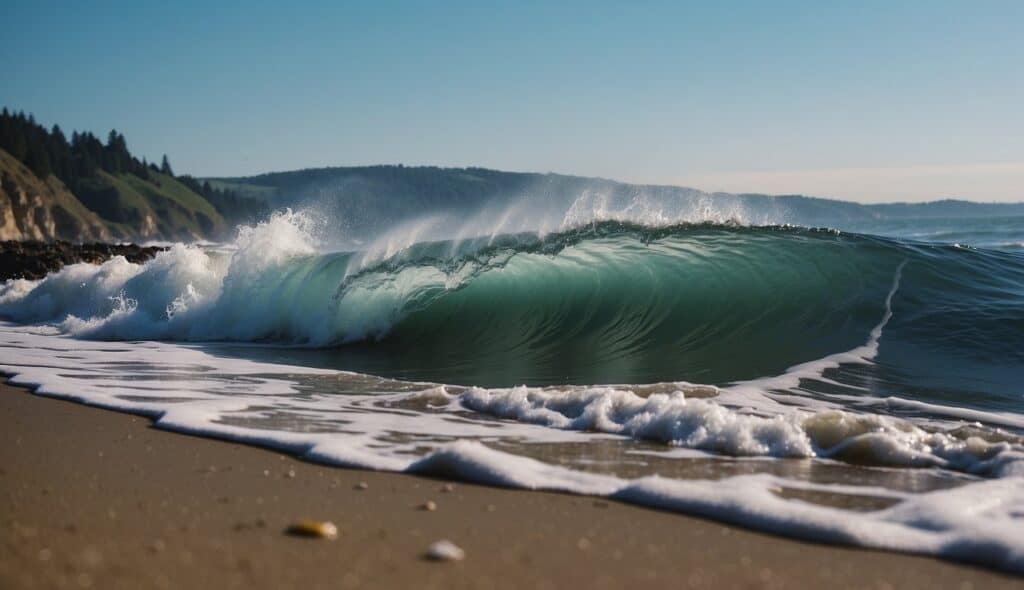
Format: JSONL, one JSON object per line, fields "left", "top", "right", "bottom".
{"left": 420, "top": 501, "right": 437, "bottom": 511}
{"left": 425, "top": 540, "right": 465, "bottom": 561}
{"left": 441, "top": 483, "right": 455, "bottom": 493}
{"left": 355, "top": 481, "right": 369, "bottom": 490}
{"left": 285, "top": 520, "right": 338, "bottom": 540}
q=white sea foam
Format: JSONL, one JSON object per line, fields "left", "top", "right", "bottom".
{"left": 451, "top": 385, "right": 1023, "bottom": 476}
{"left": 0, "top": 210, "right": 339, "bottom": 342}
{"left": 1, "top": 322, "right": 1023, "bottom": 573}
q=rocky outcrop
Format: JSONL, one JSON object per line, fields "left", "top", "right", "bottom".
{"left": 0, "top": 149, "right": 111, "bottom": 242}
{"left": 0, "top": 240, "right": 163, "bottom": 281}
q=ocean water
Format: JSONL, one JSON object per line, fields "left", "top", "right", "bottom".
{"left": 1, "top": 203, "right": 1023, "bottom": 573}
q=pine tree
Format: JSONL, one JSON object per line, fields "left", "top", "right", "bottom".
{"left": 106, "top": 130, "right": 122, "bottom": 173}
{"left": 161, "top": 154, "right": 173, "bottom": 175}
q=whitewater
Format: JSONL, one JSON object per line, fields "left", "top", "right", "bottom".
{"left": 1, "top": 205, "right": 1023, "bottom": 573}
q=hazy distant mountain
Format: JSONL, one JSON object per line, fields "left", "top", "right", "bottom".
{"left": 209, "top": 165, "right": 1024, "bottom": 243}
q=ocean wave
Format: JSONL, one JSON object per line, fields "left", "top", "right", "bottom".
{"left": 3, "top": 210, "right": 1023, "bottom": 390}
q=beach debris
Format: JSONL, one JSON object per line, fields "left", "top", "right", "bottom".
{"left": 286, "top": 469, "right": 297, "bottom": 478}
{"left": 441, "top": 483, "right": 456, "bottom": 493}
{"left": 425, "top": 540, "right": 465, "bottom": 562}
{"left": 420, "top": 500, "right": 438, "bottom": 511}
{"left": 285, "top": 520, "right": 338, "bottom": 540}
{"left": 355, "top": 481, "right": 369, "bottom": 490}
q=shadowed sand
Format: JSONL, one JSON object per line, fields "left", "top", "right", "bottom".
{"left": 1, "top": 381, "right": 1021, "bottom": 589}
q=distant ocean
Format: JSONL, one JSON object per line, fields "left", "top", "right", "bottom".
{"left": 2, "top": 198, "right": 1022, "bottom": 572}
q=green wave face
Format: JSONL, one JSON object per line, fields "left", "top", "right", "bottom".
{"left": 316, "top": 223, "right": 1024, "bottom": 411}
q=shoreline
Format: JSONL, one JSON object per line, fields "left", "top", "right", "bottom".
{"left": 2, "top": 379, "right": 1022, "bottom": 589}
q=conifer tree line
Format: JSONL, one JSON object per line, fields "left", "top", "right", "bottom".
{"left": 0, "top": 107, "right": 264, "bottom": 222}
{"left": 0, "top": 107, "right": 163, "bottom": 189}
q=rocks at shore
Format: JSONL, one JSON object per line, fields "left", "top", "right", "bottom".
{"left": 0, "top": 240, "right": 164, "bottom": 281}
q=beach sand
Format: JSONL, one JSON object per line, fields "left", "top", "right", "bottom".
{"left": 1, "top": 380, "right": 1021, "bottom": 589}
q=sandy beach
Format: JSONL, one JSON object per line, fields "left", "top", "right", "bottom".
{"left": 1, "top": 380, "right": 1020, "bottom": 589}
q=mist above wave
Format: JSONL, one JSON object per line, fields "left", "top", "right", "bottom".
{"left": 222, "top": 166, "right": 1024, "bottom": 251}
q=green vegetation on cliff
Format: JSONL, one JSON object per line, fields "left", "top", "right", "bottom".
{"left": 0, "top": 149, "right": 109, "bottom": 241}
{"left": 0, "top": 108, "right": 264, "bottom": 241}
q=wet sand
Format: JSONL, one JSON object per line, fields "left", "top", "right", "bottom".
{"left": 1, "top": 380, "right": 1021, "bottom": 589}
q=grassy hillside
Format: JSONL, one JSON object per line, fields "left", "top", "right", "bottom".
{"left": 1, "top": 108, "right": 239, "bottom": 242}
{"left": 75, "top": 170, "right": 224, "bottom": 240}
{"left": 0, "top": 149, "right": 110, "bottom": 241}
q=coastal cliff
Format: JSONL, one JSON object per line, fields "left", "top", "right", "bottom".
{"left": 0, "top": 149, "right": 110, "bottom": 242}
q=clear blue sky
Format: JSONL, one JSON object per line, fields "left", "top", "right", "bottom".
{"left": 3, "top": 1, "right": 1022, "bottom": 202}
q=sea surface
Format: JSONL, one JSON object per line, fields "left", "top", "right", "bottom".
{"left": 1, "top": 203, "right": 1022, "bottom": 573}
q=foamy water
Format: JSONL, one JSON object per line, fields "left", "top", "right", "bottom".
{"left": 1, "top": 324, "right": 1022, "bottom": 572}
{"left": 1, "top": 208, "right": 1023, "bottom": 573}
